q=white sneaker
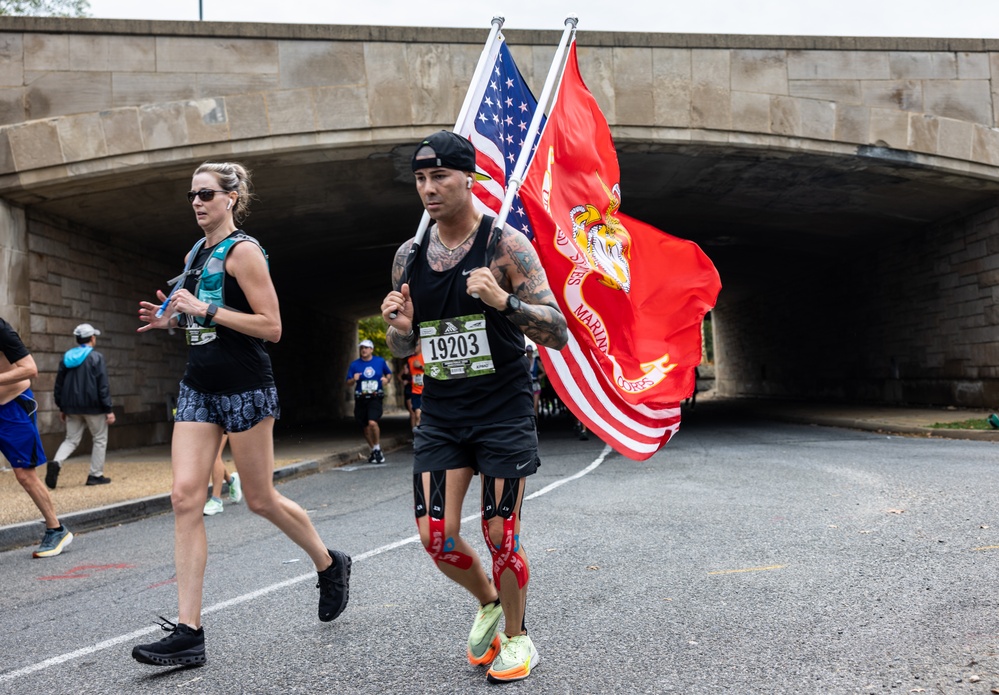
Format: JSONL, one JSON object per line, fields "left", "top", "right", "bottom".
{"left": 228, "top": 472, "right": 243, "bottom": 503}
{"left": 203, "top": 497, "right": 224, "bottom": 516}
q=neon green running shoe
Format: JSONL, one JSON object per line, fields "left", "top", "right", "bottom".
{"left": 227, "top": 472, "right": 243, "bottom": 503}
{"left": 486, "top": 633, "right": 539, "bottom": 683}
{"left": 466, "top": 599, "right": 503, "bottom": 665}
{"left": 203, "top": 497, "right": 224, "bottom": 516}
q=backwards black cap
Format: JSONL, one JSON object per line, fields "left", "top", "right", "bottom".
{"left": 411, "top": 131, "right": 490, "bottom": 180}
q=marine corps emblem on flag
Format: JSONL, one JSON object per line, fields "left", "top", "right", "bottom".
{"left": 569, "top": 177, "right": 632, "bottom": 293}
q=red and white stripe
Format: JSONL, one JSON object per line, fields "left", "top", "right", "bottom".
{"left": 538, "top": 333, "right": 680, "bottom": 461}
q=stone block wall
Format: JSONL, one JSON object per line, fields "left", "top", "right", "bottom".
{"left": 0, "top": 25, "right": 496, "bottom": 186}
{"left": 714, "top": 203, "right": 999, "bottom": 407}
{"left": 3, "top": 22, "right": 999, "bottom": 193}
{"left": 584, "top": 44, "right": 999, "bottom": 170}
{"left": 0, "top": 198, "right": 28, "bottom": 331}
{"left": 25, "top": 210, "right": 186, "bottom": 452}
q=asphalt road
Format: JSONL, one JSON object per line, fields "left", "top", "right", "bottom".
{"left": 1, "top": 413, "right": 998, "bottom": 694}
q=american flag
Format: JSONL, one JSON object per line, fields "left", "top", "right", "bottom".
{"left": 456, "top": 37, "right": 539, "bottom": 239}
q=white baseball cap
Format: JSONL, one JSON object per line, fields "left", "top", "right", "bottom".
{"left": 359, "top": 339, "right": 374, "bottom": 349}
{"left": 73, "top": 323, "right": 101, "bottom": 338}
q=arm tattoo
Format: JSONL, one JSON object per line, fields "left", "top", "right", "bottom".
{"left": 491, "top": 227, "right": 569, "bottom": 350}
{"left": 391, "top": 240, "right": 414, "bottom": 292}
{"left": 386, "top": 326, "right": 416, "bottom": 357}
{"left": 388, "top": 239, "right": 418, "bottom": 357}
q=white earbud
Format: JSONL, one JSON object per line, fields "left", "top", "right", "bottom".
{"left": 466, "top": 177, "right": 473, "bottom": 189}
{"left": 226, "top": 200, "right": 233, "bottom": 210}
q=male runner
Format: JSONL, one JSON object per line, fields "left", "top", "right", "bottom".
{"left": 381, "top": 131, "right": 568, "bottom": 682}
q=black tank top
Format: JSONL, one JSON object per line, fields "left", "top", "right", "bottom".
{"left": 410, "top": 217, "right": 533, "bottom": 427}
{"left": 180, "top": 231, "right": 275, "bottom": 394}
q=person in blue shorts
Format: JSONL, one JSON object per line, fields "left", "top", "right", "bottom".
{"left": 0, "top": 317, "right": 73, "bottom": 558}
{"left": 346, "top": 339, "right": 391, "bottom": 463}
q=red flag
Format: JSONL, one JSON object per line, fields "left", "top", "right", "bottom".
{"left": 520, "top": 42, "right": 721, "bottom": 460}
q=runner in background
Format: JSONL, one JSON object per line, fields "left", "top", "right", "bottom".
{"left": 406, "top": 342, "right": 425, "bottom": 433}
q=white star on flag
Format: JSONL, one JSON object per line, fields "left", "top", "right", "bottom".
{"left": 456, "top": 35, "right": 542, "bottom": 239}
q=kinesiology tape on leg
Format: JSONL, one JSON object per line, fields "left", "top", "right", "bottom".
{"left": 481, "top": 476, "right": 529, "bottom": 589}
{"left": 414, "top": 471, "right": 472, "bottom": 570}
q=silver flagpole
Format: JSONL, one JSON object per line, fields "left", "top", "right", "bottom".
{"left": 412, "top": 15, "right": 505, "bottom": 245}
{"left": 390, "top": 15, "right": 505, "bottom": 318}
{"left": 491, "top": 14, "right": 578, "bottom": 232}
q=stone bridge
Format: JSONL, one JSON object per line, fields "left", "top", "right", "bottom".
{"left": 0, "top": 16, "right": 997, "bottom": 448}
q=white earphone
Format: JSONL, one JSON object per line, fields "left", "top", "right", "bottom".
{"left": 466, "top": 177, "right": 473, "bottom": 189}
{"left": 226, "top": 200, "right": 233, "bottom": 210}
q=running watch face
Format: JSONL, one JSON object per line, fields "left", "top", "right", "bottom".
{"left": 502, "top": 294, "right": 521, "bottom": 315}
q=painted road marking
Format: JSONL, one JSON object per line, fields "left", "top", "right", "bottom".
{"left": 708, "top": 564, "right": 786, "bottom": 575}
{"left": 38, "top": 564, "right": 133, "bottom": 581}
{"left": 0, "top": 445, "right": 613, "bottom": 685}
{"left": 147, "top": 578, "right": 177, "bottom": 589}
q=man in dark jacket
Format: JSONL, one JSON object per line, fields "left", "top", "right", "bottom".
{"left": 47, "top": 323, "right": 115, "bottom": 488}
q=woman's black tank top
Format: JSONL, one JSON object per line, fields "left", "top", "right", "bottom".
{"left": 180, "top": 231, "right": 275, "bottom": 394}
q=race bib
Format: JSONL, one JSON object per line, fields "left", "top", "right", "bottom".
{"left": 360, "top": 380, "right": 379, "bottom": 393}
{"left": 420, "top": 314, "right": 494, "bottom": 381}
{"left": 413, "top": 374, "right": 424, "bottom": 387}
{"left": 185, "top": 326, "right": 217, "bottom": 346}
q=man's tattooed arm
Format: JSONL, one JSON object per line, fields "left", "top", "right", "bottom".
{"left": 492, "top": 227, "right": 568, "bottom": 349}
{"left": 385, "top": 239, "right": 418, "bottom": 357}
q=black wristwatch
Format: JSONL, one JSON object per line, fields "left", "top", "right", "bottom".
{"left": 205, "top": 303, "right": 219, "bottom": 322}
{"left": 501, "top": 294, "right": 521, "bottom": 316}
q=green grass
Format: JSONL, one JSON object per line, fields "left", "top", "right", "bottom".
{"left": 928, "top": 418, "right": 994, "bottom": 430}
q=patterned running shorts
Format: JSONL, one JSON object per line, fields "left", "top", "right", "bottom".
{"left": 175, "top": 382, "right": 280, "bottom": 433}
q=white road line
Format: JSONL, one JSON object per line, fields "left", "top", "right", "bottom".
{"left": 526, "top": 445, "right": 612, "bottom": 500}
{"left": 0, "top": 446, "right": 611, "bottom": 684}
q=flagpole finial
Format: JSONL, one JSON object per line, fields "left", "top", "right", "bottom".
{"left": 564, "top": 14, "right": 578, "bottom": 28}
{"left": 492, "top": 15, "right": 505, "bottom": 26}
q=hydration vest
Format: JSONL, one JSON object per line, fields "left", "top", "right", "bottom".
{"left": 172, "top": 231, "right": 267, "bottom": 327}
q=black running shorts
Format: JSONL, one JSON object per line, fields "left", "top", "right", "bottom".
{"left": 354, "top": 395, "right": 384, "bottom": 425}
{"left": 413, "top": 415, "right": 539, "bottom": 478}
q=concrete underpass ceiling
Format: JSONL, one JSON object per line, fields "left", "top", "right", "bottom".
{"left": 25, "top": 142, "right": 999, "bottom": 318}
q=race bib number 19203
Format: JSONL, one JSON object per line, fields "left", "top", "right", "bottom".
{"left": 419, "top": 314, "right": 495, "bottom": 381}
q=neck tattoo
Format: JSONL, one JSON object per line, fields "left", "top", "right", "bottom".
{"left": 435, "top": 215, "right": 481, "bottom": 255}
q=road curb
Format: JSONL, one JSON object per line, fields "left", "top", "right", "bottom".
{"left": 766, "top": 413, "right": 999, "bottom": 441}
{"left": 0, "top": 434, "right": 410, "bottom": 554}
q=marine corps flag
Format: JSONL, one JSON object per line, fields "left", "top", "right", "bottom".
{"left": 520, "top": 41, "right": 721, "bottom": 460}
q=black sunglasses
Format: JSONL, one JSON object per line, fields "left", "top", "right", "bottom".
{"left": 187, "top": 188, "right": 230, "bottom": 203}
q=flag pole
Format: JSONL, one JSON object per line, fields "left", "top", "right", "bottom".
{"left": 390, "top": 15, "right": 505, "bottom": 318}
{"left": 416, "top": 14, "right": 505, "bottom": 242}
{"left": 492, "top": 14, "right": 577, "bottom": 233}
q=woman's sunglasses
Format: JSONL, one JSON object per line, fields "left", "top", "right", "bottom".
{"left": 187, "top": 188, "right": 229, "bottom": 203}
